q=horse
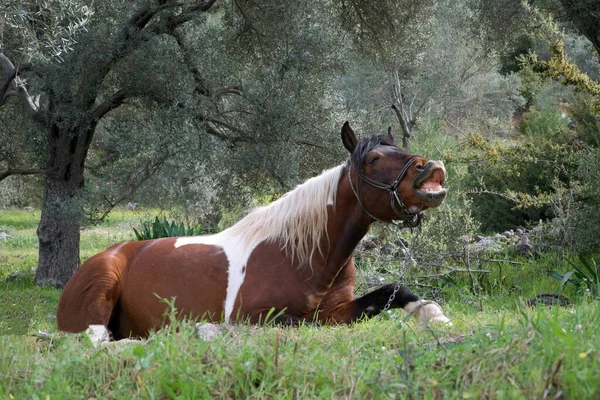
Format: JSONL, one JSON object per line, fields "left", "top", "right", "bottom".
{"left": 57, "top": 121, "right": 450, "bottom": 339}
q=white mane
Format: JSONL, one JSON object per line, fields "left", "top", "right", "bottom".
{"left": 228, "top": 164, "right": 345, "bottom": 265}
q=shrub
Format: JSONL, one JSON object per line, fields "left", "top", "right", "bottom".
{"left": 569, "top": 93, "right": 600, "bottom": 147}
{"left": 462, "top": 133, "right": 572, "bottom": 232}
{"left": 549, "top": 254, "right": 600, "bottom": 298}
{"left": 518, "top": 105, "right": 570, "bottom": 144}
{"left": 517, "top": 63, "right": 546, "bottom": 107}
{"left": 552, "top": 148, "right": 600, "bottom": 252}
{"left": 133, "top": 216, "right": 215, "bottom": 241}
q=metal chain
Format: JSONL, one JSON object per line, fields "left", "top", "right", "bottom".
{"left": 382, "top": 283, "right": 401, "bottom": 312}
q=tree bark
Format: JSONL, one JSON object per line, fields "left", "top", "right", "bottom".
{"left": 35, "top": 126, "right": 88, "bottom": 287}
{"left": 35, "top": 174, "right": 83, "bottom": 287}
{"left": 559, "top": 0, "right": 600, "bottom": 60}
{"left": 2, "top": 1, "right": 218, "bottom": 287}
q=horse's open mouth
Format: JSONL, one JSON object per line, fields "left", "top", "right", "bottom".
{"left": 413, "top": 162, "right": 447, "bottom": 205}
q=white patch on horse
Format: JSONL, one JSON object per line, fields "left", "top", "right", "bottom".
{"left": 174, "top": 231, "right": 257, "bottom": 322}
{"left": 174, "top": 164, "right": 345, "bottom": 322}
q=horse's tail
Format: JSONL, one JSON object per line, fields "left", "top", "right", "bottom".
{"left": 57, "top": 242, "right": 133, "bottom": 333}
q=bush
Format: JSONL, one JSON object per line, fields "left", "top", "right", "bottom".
{"left": 549, "top": 254, "right": 600, "bottom": 298}
{"left": 518, "top": 105, "right": 570, "bottom": 144}
{"left": 133, "top": 216, "right": 215, "bottom": 240}
{"left": 462, "top": 133, "right": 572, "bottom": 232}
{"left": 517, "top": 63, "right": 546, "bottom": 107}
{"left": 553, "top": 148, "right": 600, "bottom": 252}
{"left": 570, "top": 93, "right": 600, "bottom": 147}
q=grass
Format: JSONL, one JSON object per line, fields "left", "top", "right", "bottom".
{"left": 0, "top": 207, "right": 599, "bottom": 398}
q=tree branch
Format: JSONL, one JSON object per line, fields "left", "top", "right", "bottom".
{"left": 92, "top": 89, "right": 130, "bottom": 121}
{"left": 81, "top": 0, "right": 217, "bottom": 113}
{"left": 0, "top": 54, "right": 17, "bottom": 107}
{"left": 0, "top": 52, "right": 45, "bottom": 124}
{"left": 0, "top": 167, "right": 45, "bottom": 182}
{"left": 201, "top": 115, "right": 257, "bottom": 142}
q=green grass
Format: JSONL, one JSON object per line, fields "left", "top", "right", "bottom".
{"left": 0, "top": 207, "right": 599, "bottom": 398}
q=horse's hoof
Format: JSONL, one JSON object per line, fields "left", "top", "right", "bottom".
{"left": 86, "top": 324, "right": 110, "bottom": 347}
{"left": 410, "top": 301, "right": 452, "bottom": 326}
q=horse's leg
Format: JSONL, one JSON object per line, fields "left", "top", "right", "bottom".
{"left": 321, "top": 284, "right": 451, "bottom": 324}
{"left": 271, "top": 313, "right": 315, "bottom": 327}
{"left": 57, "top": 244, "right": 132, "bottom": 335}
{"left": 249, "top": 309, "right": 315, "bottom": 327}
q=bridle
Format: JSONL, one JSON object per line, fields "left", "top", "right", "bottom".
{"left": 347, "top": 155, "right": 423, "bottom": 228}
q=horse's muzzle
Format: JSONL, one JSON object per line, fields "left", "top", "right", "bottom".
{"left": 413, "top": 161, "right": 447, "bottom": 205}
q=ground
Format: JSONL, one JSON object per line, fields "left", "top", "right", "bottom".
{"left": 0, "top": 208, "right": 599, "bottom": 398}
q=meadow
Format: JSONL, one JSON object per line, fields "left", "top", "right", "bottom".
{"left": 1, "top": 208, "right": 599, "bottom": 399}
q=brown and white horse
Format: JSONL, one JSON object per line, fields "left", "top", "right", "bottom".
{"left": 57, "top": 122, "right": 450, "bottom": 339}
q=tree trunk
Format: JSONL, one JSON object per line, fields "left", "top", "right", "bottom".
{"left": 35, "top": 127, "right": 89, "bottom": 287}
{"left": 35, "top": 175, "right": 82, "bottom": 287}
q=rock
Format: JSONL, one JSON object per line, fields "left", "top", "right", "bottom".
{"left": 513, "top": 235, "right": 533, "bottom": 256}
{"left": 501, "top": 230, "right": 513, "bottom": 239}
{"left": 493, "top": 233, "right": 509, "bottom": 244}
{"left": 5, "top": 272, "right": 28, "bottom": 282}
{"left": 0, "top": 232, "right": 11, "bottom": 241}
{"left": 467, "top": 237, "right": 503, "bottom": 254}
{"left": 126, "top": 202, "right": 138, "bottom": 210}
{"left": 359, "top": 235, "right": 377, "bottom": 251}
{"left": 407, "top": 300, "right": 452, "bottom": 325}
{"left": 458, "top": 235, "right": 472, "bottom": 244}
{"left": 196, "top": 322, "right": 230, "bottom": 341}
{"left": 380, "top": 242, "right": 397, "bottom": 256}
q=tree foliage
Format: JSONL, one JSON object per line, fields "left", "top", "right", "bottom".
{"left": 1, "top": 0, "right": 600, "bottom": 286}
{"left": 0, "top": 0, "right": 437, "bottom": 286}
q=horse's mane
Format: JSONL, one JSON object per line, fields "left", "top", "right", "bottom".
{"left": 228, "top": 164, "right": 345, "bottom": 266}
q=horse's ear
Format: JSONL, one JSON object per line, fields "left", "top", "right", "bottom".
{"left": 341, "top": 121, "right": 358, "bottom": 153}
{"left": 386, "top": 126, "right": 395, "bottom": 145}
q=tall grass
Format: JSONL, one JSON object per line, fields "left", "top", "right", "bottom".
{"left": 1, "top": 207, "right": 599, "bottom": 398}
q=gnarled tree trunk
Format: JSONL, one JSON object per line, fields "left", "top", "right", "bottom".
{"left": 35, "top": 175, "right": 83, "bottom": 287}
{"left": 35, "top": 126, "right": 89, "bottom": 287}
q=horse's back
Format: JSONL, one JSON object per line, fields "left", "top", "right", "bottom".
{"left": 115, "top": 237, "right": 230, "bottom": 337}
{"left": 57, "top": 236, "right": 230, "bottom": 338}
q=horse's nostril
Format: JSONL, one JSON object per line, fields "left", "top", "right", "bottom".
{"left": 415, "top": 164, "right": 425, "bottom": 172}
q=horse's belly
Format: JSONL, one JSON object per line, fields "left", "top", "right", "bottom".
{"left": 115, "top": 238, "right": 229, "bottom": 338}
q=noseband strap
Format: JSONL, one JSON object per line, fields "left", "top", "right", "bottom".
{"left": 347, "top": 156, "right": 422, "bottom": 228}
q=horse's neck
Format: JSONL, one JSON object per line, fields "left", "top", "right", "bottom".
{"left": 304, "top": 178, "right": 372, "bottom": 289}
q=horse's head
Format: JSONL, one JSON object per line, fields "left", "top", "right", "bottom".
{"left": 341, "top": 121, "right": 447, "bottom": 224}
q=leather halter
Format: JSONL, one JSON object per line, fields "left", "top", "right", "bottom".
{"left": 347, "top": 156, "right": 422, "bottom": 228}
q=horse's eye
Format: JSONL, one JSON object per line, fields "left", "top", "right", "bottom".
{"left": 367, "top": 157, "right": 379, "bottom": 165}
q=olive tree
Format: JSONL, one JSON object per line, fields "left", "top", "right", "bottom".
{"left": 1, "top": 0, "right": 434, "bottom": 287}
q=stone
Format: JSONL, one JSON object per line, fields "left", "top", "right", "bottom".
{"left": 513, "top": 235, "right": 533, "bottom": 256}
{"left": 467, "top": 237, "right": 503, "bottom": 254}
{"left": 4, "top": 272, "right": 28, "bottom": 282}
{"left": 358, "top": 235, "right": 377, "bottom": 251}
{"left": 380, "top": 242, "right": 397, "bottom": 256}
{"left": 196, "top": 322, "right": 230, "bottom": 341}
